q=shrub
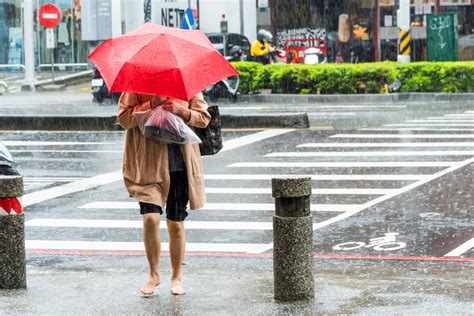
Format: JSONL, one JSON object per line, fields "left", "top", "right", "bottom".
{"left": 231, "top": 61, "right": 474, "bottom": 94}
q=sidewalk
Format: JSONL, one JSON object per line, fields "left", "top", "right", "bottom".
{"left": 1, "top": 255, "right": 471, "bottom": 314}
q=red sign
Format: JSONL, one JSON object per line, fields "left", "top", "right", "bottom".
{"left": 39, "top": 4, "right": 61, "bottom": 28}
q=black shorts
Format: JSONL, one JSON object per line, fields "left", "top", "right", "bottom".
{"left": 139, "top": 170, "right": 189, "bottom": 221}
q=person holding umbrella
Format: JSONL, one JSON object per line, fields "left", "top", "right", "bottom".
{"left": 89, "top": 23, "right": 238, "bottom": 296}
{"left": 118, "top": 92, "right": 210, "bottom": 296}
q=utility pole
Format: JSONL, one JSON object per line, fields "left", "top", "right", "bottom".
{"left": 397, "top": 0, "right": 411, "bottom": 63}
{"left": 23, "top": 0, "right": 36, "bottom": 90}
{"left": 239, "top": 0, "right": 244, "bottom": 35}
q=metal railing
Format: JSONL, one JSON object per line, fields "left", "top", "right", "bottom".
{"left": 38, "top": 63, "right": 88, "bottom": 71}
{"left": 0, "top": 64, "right": 26, "bottom": 72}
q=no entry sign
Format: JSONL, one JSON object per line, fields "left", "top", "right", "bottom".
{"left": 39, "top": 4, "right": 61, "bottom": 28}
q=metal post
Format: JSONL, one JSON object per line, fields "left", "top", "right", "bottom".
{"left": 51, "top": 49, "right": 55, "bottom": 83}
{"left": 23, "top": 0, "right": 36, "bottom": 90}
{"left": 272, "top": 177, "right": 314, "bottom": 302}
{"left": 397, "top": 0, "right": 411, "bottom": 63}
{"left": 239, "top": 0, "right": 244, "bottom": 35}
{"left": 0, "top": 175, "right": 25, "bottom": 289}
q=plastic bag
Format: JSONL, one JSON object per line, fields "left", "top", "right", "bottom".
{"left": 133, "top": 106, "right": 201, "bottom": 144}
{"left": 0, "top": 142, "right": 20, "bottom": 175}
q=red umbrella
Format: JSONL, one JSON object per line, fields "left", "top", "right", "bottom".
{"left": 88, "top": 22, "right": 239, "bottom": 101}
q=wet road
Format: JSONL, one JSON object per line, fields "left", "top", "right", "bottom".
{"left": 1, "top": 110, "right": 472, "bottom": 260}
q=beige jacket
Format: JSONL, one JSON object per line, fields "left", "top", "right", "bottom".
{"left": 117, "top": 92, "right": 211, "bottom": 210}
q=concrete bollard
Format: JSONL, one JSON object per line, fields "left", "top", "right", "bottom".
{"left": 0, "top": 174, "right": 26, "bottom": 289}
{"left": 272, "top": 177, "right": 314, "bottom": 301}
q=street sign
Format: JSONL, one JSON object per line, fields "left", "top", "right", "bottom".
{"left": 183, "top": 8, "right": 195, "bottom": 30}
{"left": 45, "top": 28, "right": 56, "bottom": 49}
{"left": 39, "top": 4, "right": 61, "bottom": 28}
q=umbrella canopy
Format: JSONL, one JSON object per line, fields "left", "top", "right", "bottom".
{"left": 88, "top": 22, "right": 239, "bottom": 101}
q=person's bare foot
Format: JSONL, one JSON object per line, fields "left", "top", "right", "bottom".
{"left": 171, "top": 279, "right": 186, "bottom": 295}
{"left": 140, "top": 274, "right": 160, "bottom": 296}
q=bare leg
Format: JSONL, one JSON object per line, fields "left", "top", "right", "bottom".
{"left": 167, "top": 220, "right": 186, "bottom": 295}
{"left": 140, "top": 213, "right": 161, "bottom": 295}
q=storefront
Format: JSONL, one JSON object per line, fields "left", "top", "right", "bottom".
{"left": 0, "top": 0, "right": 86, "bottom": 71}
{"left": 269, "top": 0, "right": 377, "bottom": 63}
{"left": 378, "top": 0, "right": 473, "bottom": 61}
{"left": 266, "top": 0, "right": 473, "bottom": 62}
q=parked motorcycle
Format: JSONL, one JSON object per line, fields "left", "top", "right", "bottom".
{"left": 91, "top": 67, "right": 121, "bottom": 104}
{"left": 203, "top": 46, "right": 241, "bottom": 102}
{"left": 204, "top": 74, "right": 239, "bottom": 102}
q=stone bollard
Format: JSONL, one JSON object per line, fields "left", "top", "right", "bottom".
{"left": 0, "top": 174, "right": 26, "bottom": 289}
{"left": 272, "top": 177, "right": 314, "bottom": 301}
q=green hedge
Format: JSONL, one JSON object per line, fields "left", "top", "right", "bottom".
{"left": 231, "top": 61, "right": 474, "bottom": 94}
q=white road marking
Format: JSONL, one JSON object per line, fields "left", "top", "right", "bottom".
{"left": 2, "top": 141, "right": 115, "bottom": 146}
{"left": 205, "top": 187, "right": 395, "bottom": 195}
{"left": 309, "top": 113, "right": 357, "bottom": 116}
{"left": 22, "top": 171, "right": 122, "bottom": 207}
{"left": 204, "top": 174, "right": 426, "bottom": 181}
{"left": 330, "top": 134, "right": 474, "bottom": 139}
{"left": 229, "top": 161, "right": 456, "bottom": 168}
{"left": 221, "top": 129, "right": 294, "bottom": 152}
{"left": 298, "top": 142, "right": 474, "bottom": 148}
{"left": 256, "top": 157, "right": 474, "bottom": 253}
{"left": 79, "top": 202, "right": 356, "bottom": 212}
{"left": 18, "top": 129, "right": 284, "bottom": 206}
{"left": 405, "top": 120, "right": 474, "bottom": 123}
{"left": 10, "top": 150, "right": 122, "bottom": 153}
{"left": 26, "top": 218, "right": 274, "bottom": 230}
{"left": 358, "top": 128, "right": 474, "bottom": 132}
{"left": 385, "top": 124, "right": 474, "bottom": 127}
{"left": 25, "top": 240, "right": 268, "bottom": 254}
{"left": 24, "top": 177, "right": 87, "bottom": 182}
{"left": 444, "top": 238, "right": 474, "bottom": 257}
{"left": 265, "top": 151, "right": 474, "bottom": 157}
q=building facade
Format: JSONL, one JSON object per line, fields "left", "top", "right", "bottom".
{"left": 0, "top": 0, "right": 472, "bottom": 70}
{"left": 261, "top": 0, "right": 474, "bottom": 62}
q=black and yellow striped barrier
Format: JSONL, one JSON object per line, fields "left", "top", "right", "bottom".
{"left": 399, "top": 29, "right": 411, "bottom": 56}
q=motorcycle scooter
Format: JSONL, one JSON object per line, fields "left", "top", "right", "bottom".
{"left": 91, "top": 67, "right": 121, "bottom": 104}
{"left": 203, "top": 46, "right": 241, "bottom": 102}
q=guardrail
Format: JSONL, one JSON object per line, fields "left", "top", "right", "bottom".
{"left": 0, "top": 64, "right": 26, "bottom": 72}
{"left": 38, "top": 63, "right": 88, "bottom": 71}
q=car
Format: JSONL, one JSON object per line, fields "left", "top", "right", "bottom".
{"left": 205, "top": 32, "right": 251, "bottom": 59}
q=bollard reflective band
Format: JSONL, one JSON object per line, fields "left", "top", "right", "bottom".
{"left": 0, "top": 197, "right": 23, "bottom": 215}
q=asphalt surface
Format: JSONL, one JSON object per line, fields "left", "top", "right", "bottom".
{"left": 0, "top": 90, "right": 473, "bottom": 314}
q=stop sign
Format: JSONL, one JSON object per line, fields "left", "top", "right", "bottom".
{"left": 39, "top": 4, "right": 61, "bottom": 28}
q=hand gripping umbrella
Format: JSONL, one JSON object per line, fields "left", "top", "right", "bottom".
{"left": 88, "top": 22, "right": 239, "bottom": 101}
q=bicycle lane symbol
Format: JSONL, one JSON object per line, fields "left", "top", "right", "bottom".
{"left": 333, "top": 233, "right": 406, "bottom": 252}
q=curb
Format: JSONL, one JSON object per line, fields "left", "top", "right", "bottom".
{"left": 239, "top": 93, "right": 474, "bottom": 104}
{"left": 0, "top": 113, "right": 309, "bottom": 131}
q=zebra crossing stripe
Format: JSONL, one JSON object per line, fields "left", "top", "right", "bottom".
{"left": 26, "top": 219, "right": 275, "bottom": 230}
{"left": 385, "top": 124, "right": 474, "bottom": 127}
{"left": 405, "top": 120, "right": 474, "bottom": 123}
{"left": 220, "top": 129, "right": 294, "bottom": 152}
{"left": 358, "top": 128, "right": 474, "bottom": 132}
{"left": 204, "top": 174, "right": 426, "bottom": 180}
{"left": 25, "top": 240, "right": 268, "bottom": 254}
{"left": 330, "top": 134, "right": 474, "bottom": 139}
{"left": 265, "top": 151, "right": 474, "bottom": 157}
{"left": 228, "top": 162, "right": 456, "bottom": 168}
{"left": 444, "top": 238, "right": 474, "bottom": 257}
{"left": 298, "top": 142, "right": 474, "bottom": 148}
{"left": 78, "top": 202, "right": 355, "bottom": 212}
{"left": 205, "top": 188, "right": 396, "bottom": 195}
{"left": 2, "top": 141, "right": 115, "bottom": 146}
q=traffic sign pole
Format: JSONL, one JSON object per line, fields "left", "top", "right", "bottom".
{"left": 39, "top": 4, "right": 61, "bottom": 84}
